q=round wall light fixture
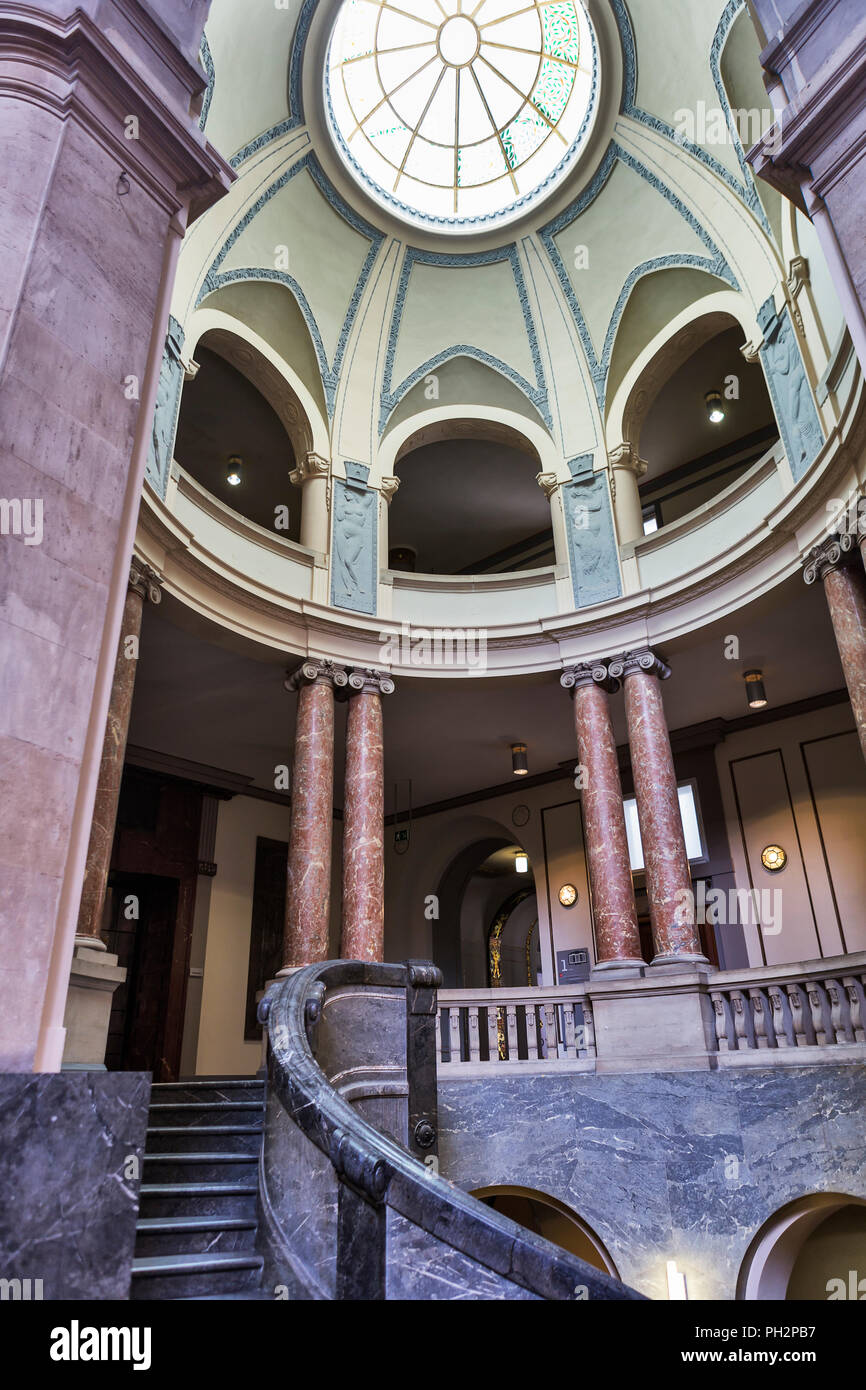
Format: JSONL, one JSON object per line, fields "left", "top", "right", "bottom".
{"left": 559, "top": 884, "right": 578, "bottom": 908}
{"left": 761, "top": 845, "right": 787, "bottom": 873}
{"left": 511, "top": 743, "right": 528, "bottom": 777}
{"left": 705, "top": 390, "right": 726, "bottom": 425}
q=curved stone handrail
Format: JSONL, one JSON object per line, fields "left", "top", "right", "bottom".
{"left": 259, "top": 959, "right": 643, "bottom": 1301}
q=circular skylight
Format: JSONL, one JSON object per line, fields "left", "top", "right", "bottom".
{"left": 324, "top": 0, "right": 600, "bottom": 234}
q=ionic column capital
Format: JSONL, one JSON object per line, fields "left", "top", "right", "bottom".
{"left": 346, "top": 668, "right": 396, "bottom": 696}
{"left": 803, "top": 533, "right": 857, "bottom": 585}
{"left": 536, "top": 471, "right": 560, "bottom": 500}
{"left": 285, "top": 659, "right": 348, "bottom": 693}
{"left": 608, "top": 648, "right": 671, "bottom": 682}
{"left": 607, "top": 443, "right": 648, "bottom": 480}
{"left": 561, "top": 661, "right": 618, "bottom": 694}
{"left": 129, "top": 557, "right": 163, "bottom": 605}
{"left": 290, "top": 453, "right": 331, "bottom": 487}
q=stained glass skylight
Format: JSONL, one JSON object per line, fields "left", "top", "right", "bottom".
{"left": 324, "top": 0, "right": 600, "bottom": 234}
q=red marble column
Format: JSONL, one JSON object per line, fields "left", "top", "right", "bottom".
{"left": 805, "top": 535, "right": 866, "bottom": 764}
{"left": 75, "top": 559, "right": 162, "bottom": 945}
{"left": 561, "top": 663, "right": 643, "bottom": 969}
{"left": 608, "top": 650, "right": 706, "bottom": 966}
{"left": 341, "top": 669, "right": 395, "bottom": 961}
{"left": 282, "top": 661, "right": 347, "bottom": 969}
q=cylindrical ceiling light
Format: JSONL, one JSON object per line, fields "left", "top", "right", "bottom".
{"left": 511, "top": 742, "right": 528, "bottom": 776}
{"left": 744, "top": 669, "right": 768, "bottom": 710}
{"left": 226, "top": 455, "right": 243, "bottom": 486}
{"left": 705, "top": 390, "right": 725, "bottom": 425}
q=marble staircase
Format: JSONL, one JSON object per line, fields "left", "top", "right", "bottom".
{"left": 131, "top": 1079, "right": 266, "bottom": 1301}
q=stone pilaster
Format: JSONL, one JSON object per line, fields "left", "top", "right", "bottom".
{"left": 341, "top": 669, "right": 395, "bottom": 963}
{"left": 804, "top": 533, "right": 866, "bottom": 763}
{"left": 282, "top": 660, "right": 347, "bottom": 970}
{"left": 561, "top": 662, "right": 643, "bottom": 971}
{"left": 608, "top": 650, "right": 707, "bottom": 967}
{"left": 75, "top": 558, "right": 163, "bottom": 948}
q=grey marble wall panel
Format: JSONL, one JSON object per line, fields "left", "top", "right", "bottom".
{"left": 438, "top": 1066, "right": 866, "bottom": 1300}
{"left": 0, "top": 1072, "right": 150, "bottom": 1299}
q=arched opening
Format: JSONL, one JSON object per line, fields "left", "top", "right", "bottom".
{"left": 387, "top": 419, "right": 551, "bottom": 575}
{"left": 174, "top": 333, "right": 302, "bottom": 538}
{"left": 433, "top": 836, "right": 539, "bottom": 990}
{"left": 623, "top": 316, "right": 778, "bottom": 534}
{"left": 471, "top": 1186, "right": 618, "bottom": 1276}
{"left": 737, "top": 1194, "right": 866, "bottom": 1300}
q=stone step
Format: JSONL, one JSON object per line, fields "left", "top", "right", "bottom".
{"left": 138, "top": 1182, "right": 258, "bottom": 1220}
{"left": 142, "top": 1152, "right": 258, "bottom": 1184}
{"left": 130, "top": 1251, "right": 263, "bottom": 1302}
{"left": 150, "top": 1080, "right": 264, "bottom": 1107}
{"left": 148, "top": 1101, "right": 265, "bottom": 1127}
{"left": 146, "top": 1125, "right": 263, "bottom": 1155}
{"left": 134, "top": 1215, "right": 257, "bottom": 1258}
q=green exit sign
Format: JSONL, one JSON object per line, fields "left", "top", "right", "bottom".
{"left": 394, "top": 828, "right": 409, "bottom": 845}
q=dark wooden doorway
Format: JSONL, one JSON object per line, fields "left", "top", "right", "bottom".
{"left": 106, "top": 872, "right": 185, "bottom": 1079}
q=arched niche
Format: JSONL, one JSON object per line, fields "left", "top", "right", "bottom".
{"left": 471, "top": 1186, "right": 619, "bottom": 1277}
{"left": 737, "top": 1193, "right": 866, "bottom": 1300}
{"left": 381, "top": 353, "right": 552, "bottom": 451}
{"left": 381, "top": 411, "right": 555, "bottom": 576}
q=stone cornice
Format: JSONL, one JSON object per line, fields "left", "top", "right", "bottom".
{"left": 0, "top": 5, "right": 234, "bottom": 217}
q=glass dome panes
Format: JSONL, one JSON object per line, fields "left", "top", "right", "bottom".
{"left": 324, "top": 0, "right": 600, "bottom": 234}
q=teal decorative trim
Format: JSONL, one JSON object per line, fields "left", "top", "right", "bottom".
{"left": 197, "top": 152, "right": 385, "bottom": 415}
{"left": 331, "top": 465, "right": 378, "bottom": 615}
{"left": 562, "top": 461, "right": 621, "bottom": 609}
{"left": 146, "top": 317, "right": 185, "bottom": 500}
{"left": 538, "top": 142, "right": 739, "bottom": 408}
{"left": 230, "top": 0, "right": 317, "bottom": 168}
{"left": 610, "top": 0, "right": 770, "bottom": 234}
{"left": 757, "top": 297, "right": 824, "bottom": 482}
{"left": 380, "top": 245, "right": 550, "bottom": 433}
{"left": 199, "top": 35, "right": 215, "bottom": 132}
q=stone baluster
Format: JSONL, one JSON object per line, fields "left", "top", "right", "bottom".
{"left": 486, "top": 1006, "right": 499, "bottom": 1062}
{"left": 748, "top": 988, "right": 775, "bottom": 1048}
{"left": 711, "top": 992, "right": 732, "bottom": 1051}
{"left": 435, "top": 1008, "right": 445, "bottom": 1066}
{"left": 730, "top": 989, "right": 753, "bottom": 1050}
{"left": 75, "top": 558, "right": 163, "bottom": 947}
{"left": 448, "top": 1008, "right": 462, "bottom": 1064}
{"left": 843, "top": 975, "right": 866, "bottom": 1043}
{"left": 785, "top": 983, "right": 815, "bottom": 1045}
{"left": 807, "top": 981, "right": 832, "bottom": 1046}
{"left": 608, "top": 650, "right": 707, "bottom": 966}
{"left": 505, "top": 1005, "right": 519, "bottom": 1059}
{"left": 824, "top": 977, "right": 854, "bottom": 1044}
{"left": 580, "top": 999, "right": 597, "bottom": 1058}
{"left": 282, "top": 660, "right": 347, "bottom": 970}
{"left": 340, "top": 669, "right": 395, "bottom": 962}
{"left": 525, "top": 1003, "right": 539, "bottom": 1060}
{"left": 543, "top": 1003, "right": 559, "bottom": 1059}
{"left": 561, "top": 661, "right": 643, "bottom": 970}
{"left": 468, "top": 1006, "right": 481, "bottom": 1062}
{"left": 768, "top": 985, "right": 795, "bottom": 1048}
{"left": 804, "top": 535, "right": 866, "bottom": 764}
{"left": 562, "top": 1004, "right": 576, "bottom": 1057}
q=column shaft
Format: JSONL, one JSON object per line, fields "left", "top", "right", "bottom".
{"left": 805, "top": 535, "right": 866, "bottom": 765}
{"left": 563, "top": 666, "right": 643, "bottom": 967}
{"left": 75, "top": 564, "right": 159, "bottom": 944}
{"left": 283, "top": 665, "right": 342, "bottom": 969}
{"left": 611, "top": 652, "right": 705, "bottom": 964}
{"left": 341, "top": 672, "right": 393, "bottom": 961}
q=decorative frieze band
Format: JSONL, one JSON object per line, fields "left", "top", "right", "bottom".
{"left": 608, "top": 649, "right": 671, "bottom": 682}
{"left": 129, "top": 557, "right": 163, "bottom": 605}
{"left": 803, "top": 533, "right": 857, "bottom": 585}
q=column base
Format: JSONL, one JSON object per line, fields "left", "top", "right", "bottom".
{"left": 74, "top": 933, "right": 108, "bottom": 953}
{"left": 649, "top": 951, "right": 711, "bottom": 972}
{"left": 592, "top": 957, "right": 646, "bottom": 978}
{"left": 62, "top": 946, "right": 126, "bottom": 1069}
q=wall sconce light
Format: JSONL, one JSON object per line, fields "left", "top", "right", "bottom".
{"left": 515, "top": 853, "right": 529, "bottom": 875}
{"left": 705, "top": 389, "right": 725, "bottom": 425}
{"left": 226, "top": 455, "right": 243, "bottom": 487}
{"left": 666, "top": 1260, "right": 688, "bottom": 1300}
{"left": 744, "top": 669, "right": 767, "bottom": 710}
{"left": 559, "top": 883, "right": 577, "bottom": 908}
{"left": 511, "top": 743, "right": 528, "bottom": 777}
{"left": 761, "top": 844, "right": 787, "bottom": 873}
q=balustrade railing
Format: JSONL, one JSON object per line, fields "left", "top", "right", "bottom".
{"left": 709, "top": 956, "right": 866, "bottom": 1056}
{"left": 437, "top": 985, "right": 595, "bottom": 1066}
